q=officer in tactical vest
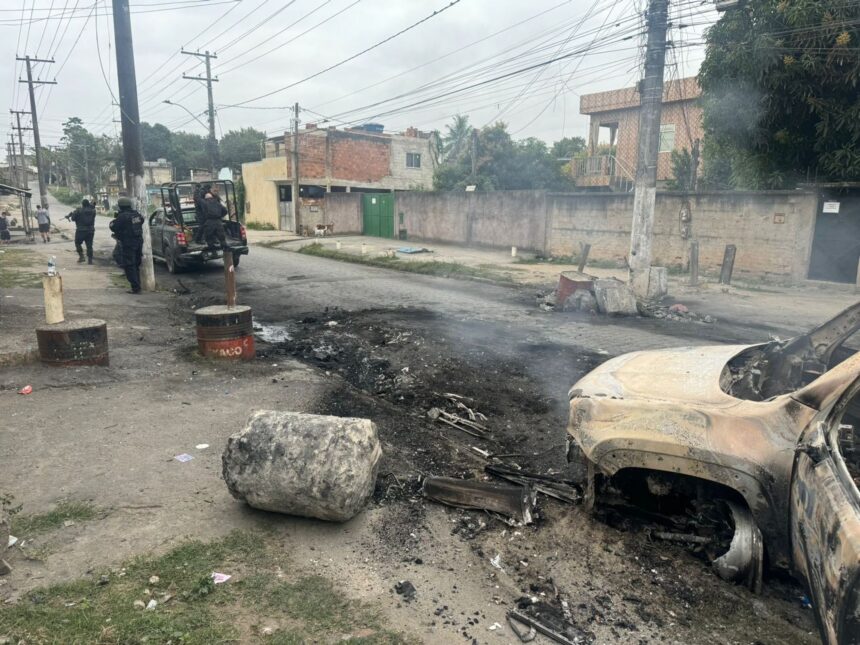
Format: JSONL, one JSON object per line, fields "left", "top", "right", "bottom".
{"left": 109, "top": 196, "right": 145, "bottom": 294}
{"left": 67, "top": 199, "right": 97, "bottom": 264}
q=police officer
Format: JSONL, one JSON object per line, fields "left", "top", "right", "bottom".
{"left": 68, "top": 199, "right": 97, "bottom": 264}
{"left": 201, "top": 188, "right": 229, "bottom": 251}
{"left": 109, "top": 196, "right": 145, "bottom": 294}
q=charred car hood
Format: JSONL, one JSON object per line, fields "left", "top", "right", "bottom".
{"left": 569, "top": 345, "right": 751, "bottom": 407}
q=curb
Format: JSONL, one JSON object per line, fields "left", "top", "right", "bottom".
{"left": 0, "top": 347, "right": 40, "bottom": 368}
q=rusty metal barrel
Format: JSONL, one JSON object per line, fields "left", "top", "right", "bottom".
{"left": 36, "top": 319, "right": 109, "bottom": 367}
{"left": 195, "top": 305, "right": 255, "bottom": 360}
{"left": 556, "top": 270, "right": 595, "bottom": 305}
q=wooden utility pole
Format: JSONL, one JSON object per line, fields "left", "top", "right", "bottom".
{"left": 16, "top": 57, "right": 54, "bottom": 211}
{"left": 628, "top": 0, "right": 669, "bottom": 299}
{"left": 10, "top": 112, "right": 34, "bottom": 235}
{"left": 182, "top": 50, "right": 219, "bottom": 177}
{"left": 112, "top": 0, "right": 156, "bottom": 292}
{"left": 291, "top": 102, "right": 300, "bottom": 233}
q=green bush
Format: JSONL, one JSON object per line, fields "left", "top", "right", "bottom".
{"left": 245, "top": 221, "right": 275, "bottom": 231}
{"left": 50, "top": 187, "right": 84, "bottom": 207}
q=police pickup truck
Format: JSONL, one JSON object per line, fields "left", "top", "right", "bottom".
{"left": 149, "top": 180, "right": 249, "bottom": 273}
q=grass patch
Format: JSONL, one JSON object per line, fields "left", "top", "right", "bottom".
{"left": 298, "top": 243, "right": 515, "bottom": 284}
{"left": 0, "top": 531, "right": 408, "bottom": 644}
{"left": 109, "top": 272, "right": 129, "bottom": 289}
{"left": 245, "top": 221, "right": 276, "bottom": 231}
{"left": 12, "top": 501, "right": 100, "bottom": 537}
{"left": 49, "top": 187, "right": 85, "bottom": 207}
{"left": 0, "top": 248, "right": 42, "bottom": 288}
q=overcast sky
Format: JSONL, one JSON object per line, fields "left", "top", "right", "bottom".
{"left": 1, "top": 0, "right": 716, "bottom": 152}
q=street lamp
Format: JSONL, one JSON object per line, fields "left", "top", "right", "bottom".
{"left": 162, "top": 100, "right": 209, "bottom": 131}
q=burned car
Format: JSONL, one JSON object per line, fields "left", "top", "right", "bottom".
{"left": 567, "top": 303, "right": 860, "bottom": 645}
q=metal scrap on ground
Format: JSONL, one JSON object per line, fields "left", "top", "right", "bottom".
{"left": 422, "top": 476, "right": 537, "bottom": 524}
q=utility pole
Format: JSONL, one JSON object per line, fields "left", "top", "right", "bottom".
{"left": 112, "top": 0, "right": 156, "bottom": 292}
{"left": 17, "top": 56, "right": 54, "bottom": 212}
{"left": 10, "top": 112, "right": 31, "bottom": 190}
{"left": 182, "top": 50, "right": 219, "bottom": 178}
{"left": 628, "top": 0, "right": 669, "bottom": 300}
{"left": 470, "top": 128, "right": 478, "bottom": 179}
{"left": 11, "top": 111, "right": 34, "bottom": 236}
{"left": 291, "top": 102, "right": 300, "bottom": 233}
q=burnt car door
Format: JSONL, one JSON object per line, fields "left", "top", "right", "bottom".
{"left": 791, "top": 360, "right": 860, "bottom": 645}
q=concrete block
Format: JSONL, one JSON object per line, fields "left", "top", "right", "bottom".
{"left": 594, "top": 279, "right": 638, "bottom": 316}
{"left": 222, "top": 410, "right": 382, "bottom": 522}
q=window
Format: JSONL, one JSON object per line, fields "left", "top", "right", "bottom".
{"left": 659, "top": 124, "right": 676, "bottom": 153}
{"left": 406, "top": 152, "right": 421, "bottom": 168}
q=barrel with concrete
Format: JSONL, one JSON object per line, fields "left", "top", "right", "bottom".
{"left": 195, "top": 305, "right": 255, "bottom": 360}
{"left": 36, "top": 318, "right": 109, "bottom": 366}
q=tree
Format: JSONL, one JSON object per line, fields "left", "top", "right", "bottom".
{"left": 168, "top": 131, "right": 209, "bottom": 179}
{"left": 220, "top": 127, "right": 266, "bottom": 171}
{"left": 666, "top": 149, "right": 693, "bottom": 191}
{"left": 140, "top": 122, "right": 172, "bottom": 161}
{"left": 433, "top": 122, "right": 577, "bottom": 191}
{"left": 550, "top": 136, "right": 586, "bottom": 161}
{"left": 699, "top": 0, "right": 860, "bottom": 188}
{"left": 442, "top": 114, "right": 473, "bottom": 162}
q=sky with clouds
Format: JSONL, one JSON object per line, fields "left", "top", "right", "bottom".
{"left": 1, "top": 0, "right": 716, "bottom": 152}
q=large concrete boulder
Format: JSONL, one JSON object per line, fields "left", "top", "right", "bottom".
{"left": 593, "top": 279, "right": 639, "bottom": 315}
{"left": 222, "top": 411, "right": 382, "bottom": 522}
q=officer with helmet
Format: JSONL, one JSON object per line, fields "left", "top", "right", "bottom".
{"left": 109, "top": 196, "right": 145, "bottom": 294}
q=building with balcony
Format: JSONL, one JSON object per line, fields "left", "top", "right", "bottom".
{"left": 572, "top": 77, "right": 703, "bottom": 191}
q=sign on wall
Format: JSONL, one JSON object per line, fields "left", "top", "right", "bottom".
{"left": 823, "top": 201, "right": 841, "bottom": 214}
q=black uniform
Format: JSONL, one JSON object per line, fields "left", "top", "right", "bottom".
{"left": 69, "top": 204, "right": 97, "bottom": 262}
{"left": 201, "top": 195, "right": 229, "bottom": 251}
{"left": 109, "top": 207, "right": 144, "bottom": 293}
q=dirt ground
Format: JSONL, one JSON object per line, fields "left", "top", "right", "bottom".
{"left": 0, "top": 222, "right": 823, "bottom": 643}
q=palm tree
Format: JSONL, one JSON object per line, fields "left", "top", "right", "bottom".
{"left": 442, "top": 114, "right": 472, "bottom": 163}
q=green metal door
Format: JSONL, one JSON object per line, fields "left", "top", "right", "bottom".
{"left": 362, "top": 193, "right": 394, "bottom": 238}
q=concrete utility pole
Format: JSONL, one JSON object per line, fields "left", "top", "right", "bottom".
{"left": 470, "top": 128, "right": 478, "bottom": 179}
{"left": 182, "top": 50, "right": 219, "bottom": 177}
{"left": 112, "top": 0, "right": 156, "bottom": 292}
{"left": 16, "top": 57, "right": 54, "bottom": 211}
{"left": 628, "top": 0, "right": 669, "bottom": 299}
{"left": 291, "top": 102, "right": 300, "bottom": 233}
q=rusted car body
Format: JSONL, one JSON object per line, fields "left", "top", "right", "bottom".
{"left": 567, "top": 303, "right": 860, "bottom": 644}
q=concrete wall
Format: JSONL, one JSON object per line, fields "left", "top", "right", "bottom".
{"left": 326, "top": 192, "right": 362, "bottom": 234}
{"left": 548, "top": 190, "right": 818, "bottom": 280}
{"left": 396, "top": 190, "right": 548, "bottom": 252}
{"left": 241, "top": 157, "right": 286, "bottom": 229}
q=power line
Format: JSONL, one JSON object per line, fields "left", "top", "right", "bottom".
{"left": 225, "top": 0, "right": 466, "bottom": 108}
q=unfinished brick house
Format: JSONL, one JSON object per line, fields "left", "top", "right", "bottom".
{"left": 572, "top": 76, "right": 703, "bottom": 191}
{"left": 241, "top": 124, "right": 437, "bottom": 232}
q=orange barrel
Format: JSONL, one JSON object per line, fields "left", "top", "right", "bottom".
{"left": 195, "top": 305, "right": 255, "bottom": 360}
{"left": 556, "top": 270, "right": 595, "bottom": 305}
{"left": 36, "top": 318, "right": 109, "bottom": 366}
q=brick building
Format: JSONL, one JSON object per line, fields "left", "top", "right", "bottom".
{"left": 572, "top": 76, "right": 703, "bottom": 191}
{"left": 242, "top": 124, "right": 437, "bottom": 231}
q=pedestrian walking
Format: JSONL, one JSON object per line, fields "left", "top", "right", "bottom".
{"left": 109, "top": 196, "right": 144, "bottom": 294}
{"left": 0, "top": 211, "right": 10, "bottom": 243}
{"left": 67, "top": 199, "right": 97, "bottom": 264}
{"left": 35, "top": 204, "right": 51, "bottom": 242}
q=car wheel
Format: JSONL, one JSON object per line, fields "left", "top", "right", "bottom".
{"left": 232, "top": 254, "right": 241, "bottom": 268}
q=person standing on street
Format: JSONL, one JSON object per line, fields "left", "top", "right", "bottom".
{"left": 35, "top": 204, "right": 50, "bottom": 243}
{"left": 68, "top": 199, "right": 97, "bottom": 264}
{"left": 0, "top": 211, "right": 10, "bottom": 244}
{"left": 109, "top": 197, "right": 144, "bottom": 294}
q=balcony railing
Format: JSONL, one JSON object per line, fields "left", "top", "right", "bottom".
{"left": 571, "top": 154, "right": 635, "bottom": 192}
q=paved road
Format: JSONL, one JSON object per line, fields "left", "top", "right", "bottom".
{"left": 165, "top": 242, "right": 773, "bottom": 357}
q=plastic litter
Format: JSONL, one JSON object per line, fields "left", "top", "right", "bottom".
{"left": 174, "top": 453, "right": 194, "bottom": 463}
{"left": 18, "top": 385, "right": 33, "bottom": 395}
{"left": 211, "top": 572, "right": 231, "bottom": 584}
{"left": 195, "top": 444, "right": 209, "bottom": 450}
